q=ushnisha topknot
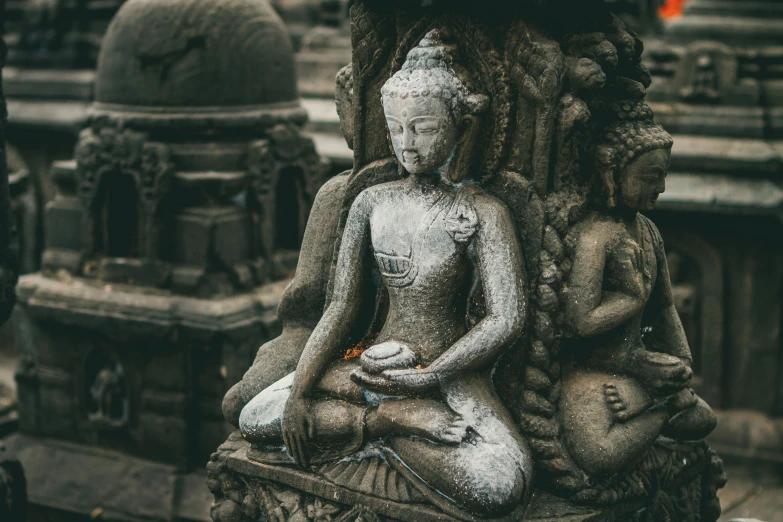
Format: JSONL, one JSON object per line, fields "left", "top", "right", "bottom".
{"left": 381, "top": 29, "right": 489, "bottom": 120}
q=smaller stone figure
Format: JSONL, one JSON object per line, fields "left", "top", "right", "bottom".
{"left": 238, "top": 30, "right": 532, "bottom": 517}
{"left": 559, "top": 113, "right": 717, "bottom": 479}
{"left": 334, "top": 64, "right": 354, "bottom": 151}
{"left": 87, "top": 362, "right": 129, "bottom": 429}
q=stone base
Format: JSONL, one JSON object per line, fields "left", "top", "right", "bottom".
{"left": 4, "top": 433, "right": 213, "bottom": 522}
{"left": 207, "top": 433, "right": 725, "bottom": 522}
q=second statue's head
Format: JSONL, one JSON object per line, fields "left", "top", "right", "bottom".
{"left": 593, "top": 104, "right": 673, "bottom": 212}
{"left": 381, "top": 29, "right": 489, "bottom": 183}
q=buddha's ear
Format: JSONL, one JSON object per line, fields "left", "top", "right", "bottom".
{"left": 448, "top": 114, "right": 481, "bottom": 184}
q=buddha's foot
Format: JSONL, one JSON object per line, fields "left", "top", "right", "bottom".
{"left": 662, "top": 389, "right": 717, "bottom": 441}
{"left": 604, "top": 383, "right": 632, "bottom": 423}
{"left": 372, "top": 399, "right": 470, "bottom": 445}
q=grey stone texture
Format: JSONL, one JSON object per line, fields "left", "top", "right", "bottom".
{"left": 3, "top": 0, "right": 126, "bottom": 222}
{"left": 212, "top": 1, "right": 726, "bottom": 520}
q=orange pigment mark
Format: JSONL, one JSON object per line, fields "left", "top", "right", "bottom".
{"left": 344, "top": 341, "right": 367, "bottom": 360}
{"left": 343, "top": 333, "right": 380, "bottom": 360}
{"left": 659, "top": 0, "right": 686, "bottom": 19}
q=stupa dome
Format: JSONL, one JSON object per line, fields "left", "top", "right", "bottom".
{"left": 94, "top": 0, "right": 299, "bottom": 108}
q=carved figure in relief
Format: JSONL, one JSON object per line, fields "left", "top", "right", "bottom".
{"left": 238, "top": 30, "right": 532, "bottom": 517}
{"left": 559, "top": 113, "right": 717, "bottom": 479}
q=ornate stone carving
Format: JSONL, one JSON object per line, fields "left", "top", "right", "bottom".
{"left": 84, "top": 348, "right": 130, "bottom": 430}
{"left": 216, "top": 1, "right": 726, "bottom": 520}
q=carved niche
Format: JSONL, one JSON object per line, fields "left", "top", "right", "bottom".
{"left": 83, "top": 347, "right": 130, "bottom": 430}
{"left": 247, "top": 124, "right": 327, "bottom": 258}
{"left": 74, "top": 122, "right": 173, "bottom": 263}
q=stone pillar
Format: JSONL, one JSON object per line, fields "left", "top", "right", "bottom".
{"left": 1, "top": 0, "right": 20, "bottom": 330}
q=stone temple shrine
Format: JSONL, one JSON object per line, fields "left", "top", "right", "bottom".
{"left": 5, "top": 0, "right": 328, "bottom": 519}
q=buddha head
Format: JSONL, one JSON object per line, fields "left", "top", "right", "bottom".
{"left": 381, "top": 30, "right": 488, "bottom": 183}
{"left": 335, "top": 63, "right": 354, "bottom": 150}
{"left": 593, "top": 113, "right": 673, "bottom": 212}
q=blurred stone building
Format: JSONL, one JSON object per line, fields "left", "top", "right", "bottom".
{"left": 3, "top": 0, "right": 346, "bottom": 273}
{"left": 3, "top": 0, "right": 125, "bottom": 230}
{"left": 644, "top": 0, "right": 783, "bottom": 466}
{"left": 605, "top": 0, "right": 665, "bottom": 33}
{"left": 295, "top": 0, "right": 354, "bottom": 174}
{"left": 5, "top": 0, "right": 328, "bottom": 520}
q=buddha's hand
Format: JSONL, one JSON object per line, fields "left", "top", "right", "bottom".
{"left": 281, "top": 393, "right": 312, "bottom": 468}
{"left": 351, "top": 367, "right": 439, "bottom": 395}
{"left": 627, "top": 350, "right": 692, "bottom": 398}
{"left": 609, "top": 238, "right": 648, "bottom": 300}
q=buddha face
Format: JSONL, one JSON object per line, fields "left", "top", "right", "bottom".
{"left": 383, "top": 94, "right": 458, "bottom": 176}
{"left": 618, "top": 148, "right": 671, "bottom": 211}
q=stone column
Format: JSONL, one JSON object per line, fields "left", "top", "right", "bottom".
{"left": 0, "top": 0, "right": 20, "bottom": 327}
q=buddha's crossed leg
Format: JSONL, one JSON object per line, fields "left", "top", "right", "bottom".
{"left": 239, "top": 362, "right": 532, "bottom": 517}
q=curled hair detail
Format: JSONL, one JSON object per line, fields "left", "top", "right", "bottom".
{"left": 381, "top": 29, "right": 489, "bottom": 120}
{"left": 594, "top": 118, "right": 673, "bottom": 207}
{"left": 335, "top": 64, "right": 354, "bottom": 96}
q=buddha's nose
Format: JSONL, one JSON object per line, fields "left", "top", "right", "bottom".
{"left": 403, "top": 128, "right": 415, "bottom": 149}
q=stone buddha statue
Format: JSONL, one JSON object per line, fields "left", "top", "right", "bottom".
{"left": 558, "top": 111, "right": 717, "bottom": 480}
{"left": 237, "top": 30, "right": 533, "bottom": 518}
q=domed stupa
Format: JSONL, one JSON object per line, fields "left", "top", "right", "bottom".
{"left": 95, "top": 0, "right": 298, "bottom": 108}
{"left": 6, "top": 0, "right": 327, "bottom": 520}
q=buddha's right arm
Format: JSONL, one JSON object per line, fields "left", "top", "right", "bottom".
{"left": 290, "top": 189, "right": 372, "bottom": 398}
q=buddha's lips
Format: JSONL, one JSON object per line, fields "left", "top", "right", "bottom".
{"left": 403, "top": 152, "right": 420, "bottom": 164}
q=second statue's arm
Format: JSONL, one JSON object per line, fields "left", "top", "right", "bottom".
{"left": 626, "top": 223, "right": 693, "bottom": 398}
{"left": 565, "top": 222, "right": 646, "bottom": 338}
{"left": 641, "top": 228, "right": 692, "bottom": 365}
{"left": 283, "top": 190, "right": 372, "bottom": 466}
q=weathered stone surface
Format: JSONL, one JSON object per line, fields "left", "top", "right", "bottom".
{"left": 3, "top": 0, "right": 127, "bottom": 213}
{"left": 209, "top": 434, "right": 724, "bottom": 522}
{"left": 5, "top": 433, "right": 208, "bottom": 522}
{"left": 215, "top": 1, "right": 726, "bottom": 520}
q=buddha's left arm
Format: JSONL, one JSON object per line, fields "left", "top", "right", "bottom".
{"left": 428, "top": 196, "right": 526, "bottom": 378}
{"left": 642, "top": 226, "right": 693, "bottom": 365}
